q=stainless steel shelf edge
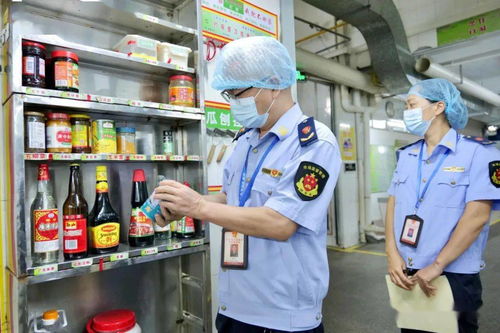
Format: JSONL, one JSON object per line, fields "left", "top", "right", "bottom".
{"left": 19, "top": 94, "right": 204, "bottom": 121}
{"left": 26, "top": 244, "right": 209, "bottom": 285}
{"left": 22, "top": 34, "right": 196, "bottom": 75}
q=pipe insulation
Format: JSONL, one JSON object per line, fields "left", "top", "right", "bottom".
{"left": 415, "top": 57, "right": 500, "bottom": 107}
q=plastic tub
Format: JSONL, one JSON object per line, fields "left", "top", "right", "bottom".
{"left": 113, "top": 35, "right": 159, "bottom": 61}
{"left": 157, "top": 42, "right": 191, "bottom": 69}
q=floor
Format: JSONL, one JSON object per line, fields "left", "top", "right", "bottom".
{"left": 323, "top": 221, "right": 500, "bottom": 333}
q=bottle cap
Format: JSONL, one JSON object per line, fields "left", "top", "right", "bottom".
{"left": 42, "top": 310, "right": 59, "bottom": 326}
{"left": 38, "top": 164, "right": 50, "bottom": 181}
{"left": 133, "top": 169, "right": 146, "bottom": 182}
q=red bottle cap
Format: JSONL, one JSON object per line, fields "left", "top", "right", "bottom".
{"left": 22, "top": 41, "right": 46, "bottom": 50}
{"left": 133, "top": 169, "right": 146, "bottom": 182}
{"left": 47, "top": 112, "right": 70, "bottom": 120}
{"left": 183, "top": 181, "right": 191, "bottom": 187}
{"left": 38, "top": 164, "right": 50, "bottom": 181}
{"left": 90, "top": 309, "right": 136, "bottom": 332}
{"left": 51, "top": 50, "right": 79, "bottom": 62}
{"left": 170, "top": 75, "right": 192, "bottom": 81}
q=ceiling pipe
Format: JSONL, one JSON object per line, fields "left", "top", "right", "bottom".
{"left": 296, "top": 48, "right": 384, "bottom": 95}
{"left": 415, "top": 57, "right": 500, "bottom": 107}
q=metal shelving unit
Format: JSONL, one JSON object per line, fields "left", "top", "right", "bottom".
{"left": 1, "top": 0, "right": 211, "bottom": 332}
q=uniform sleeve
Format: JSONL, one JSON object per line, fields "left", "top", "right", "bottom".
{"left": 265, "top": 140, "right": 341, "bottom": 233}
{"left": 387, "top": 169, "right": 398, "bottom": 196}
{"left": 466, "top": 145, "right": 500, "bottom": 210}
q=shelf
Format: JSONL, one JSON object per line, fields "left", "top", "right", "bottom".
{"left": 22, "top": 34, "right": 195, "bottom": 74}
{"left": 27, "top": 238, "right": 207, "bottom": 285}
{"left": 17, "top": 91, "right": 203, "bottom": 122}
{"left": 24, "top": 153, "right": 202, "bottom": 162}
{"left": 22, "top": 0, "right": 198, "bottom": 43}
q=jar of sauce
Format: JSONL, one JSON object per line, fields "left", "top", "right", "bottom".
{"left": 22, "top": 41, "right": 46, "bottom": 88}
{"left": 116, "top": 127, "right": 136, "bottom": 154}
{"left": 86, "top": 309, "right": 142, "bottom": 333}
{"left": 169, "top": 75, "right": 194, "bottom": 107}
{"left": 51, "top": 51, "right": 79, "bottom": 92}
{"left": 24, "top": 112, "right": 46, "bottom": 153}
{"left": 70, "top": 114, "right": 91, "bottom": 153}
{"left": 46, "top": 113, "right": 72, "bottom": 153}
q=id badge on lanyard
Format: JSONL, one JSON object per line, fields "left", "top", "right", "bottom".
{"left": 221, "top": 137, "right": 279, "bottom": 270}
{"left": 400, "top": 143, "right": 450, "bottom": 248}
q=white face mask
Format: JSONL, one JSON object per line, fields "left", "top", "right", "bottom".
{"left": 403, "top": 104, "right": 435, "bottom": 136}
{"left": 229, "top": 89, "right": 279, "bottom": 128}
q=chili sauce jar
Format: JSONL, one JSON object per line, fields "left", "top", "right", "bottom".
{"left": 169, "top": 75, "right": 194, "bottom": 107}
{"left": 70, "top": 114, "right": 91, "bottom": 153}
{"left": 22, "top": 41, "right": 46, "bottom": 88}
{"left": 51, "top": 50, "right": 79, "bottom": 92}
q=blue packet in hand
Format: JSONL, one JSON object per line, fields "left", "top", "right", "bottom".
{"left": 140, "top": 175, "right": 165, "bottom": 221}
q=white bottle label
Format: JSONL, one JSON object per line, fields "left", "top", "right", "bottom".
{"left": 47, "top": 126, "right": 71, "bottom": 148}
{"left": 28, "top": 122, "right": 45, "bottom": 149}
{"left": 39, "top": 58, "right": 46, "bottom": 77}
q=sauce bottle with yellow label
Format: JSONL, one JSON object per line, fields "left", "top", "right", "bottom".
{"left": 88, "top": 166, "right": 120, "bottom": 254}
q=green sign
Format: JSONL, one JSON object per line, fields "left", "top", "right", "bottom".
{"left": 437, "top": 9, "right": 500, "bottom": 46}
{"left": 224, "top": 0, "right": 244, "bottom": 15}
{"left": 296, "top": 70, "right": 307, "bottom": 81}
{"left": 206, "top": 106, "right": 241, "bottom": 131}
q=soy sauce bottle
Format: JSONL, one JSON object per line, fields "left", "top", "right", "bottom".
{"left": 128, "top": 169, "right": 154, "bottom": 247}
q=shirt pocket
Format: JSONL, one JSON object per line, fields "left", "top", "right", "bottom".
{"left": 251, "top": 176, "right": 279, "bottom": 199}
{"left": 435, "top": 173, "right": 470, "bottom": 208}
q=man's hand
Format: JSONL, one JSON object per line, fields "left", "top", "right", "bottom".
{"left": 154, "top": 180, "right": 205, "bottom": 219}
{"left": 411, "top": 262, "right": 444, "bottom": 297}
{"left": 387, "top": 252, "right": 415, "bottom": 291}
{"left": 154, "top": 205, "right": 182, "bottom": 228}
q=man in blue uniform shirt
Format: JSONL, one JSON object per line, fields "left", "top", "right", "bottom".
{"left": 154, "top": 36, "right": 341, "bottom": 332}
{"left": 385, "top": 78, "right": 500, "bottom": 332}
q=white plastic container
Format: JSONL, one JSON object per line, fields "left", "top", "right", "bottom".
{"left": 157, "top": 42, "right": 191, "bottom": 69}
{"left": 113, "top": 35, "right": 159, "bottom": 61}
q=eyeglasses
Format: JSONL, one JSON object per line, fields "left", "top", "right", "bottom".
{"left": 221, "top": 86, "right": 253, "bottom": 103}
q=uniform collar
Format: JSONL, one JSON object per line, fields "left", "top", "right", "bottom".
{"left": 247, "top": 103, "right": 303, "bottom": 146}
{"left": 408, "top": 128, "right": 458, "bottom": 157}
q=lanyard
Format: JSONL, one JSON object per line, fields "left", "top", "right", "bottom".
{"left": 239, "top": 136, "right": 279, "bottom": 207}
{"left": 415, "top": 142, "right": 450, "bottom": 213}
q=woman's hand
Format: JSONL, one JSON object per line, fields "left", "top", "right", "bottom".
{"left": 411, "top": 262, "right": 444, "bottom": 297}
{"left": 387, "top": 252, "right": 415, "bottom": 290}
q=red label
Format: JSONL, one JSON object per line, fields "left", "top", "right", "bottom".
{"left": 56, "top": 130, "right": 72, "bottom": 144}
{"left": 34, "top": 209, "right": 59, "bottom": 242}
{"left": 63, "top": 215, "right": 87, "bottom": 254}
{"left": 129, "top": 208, "right": 154, "bottom": 237}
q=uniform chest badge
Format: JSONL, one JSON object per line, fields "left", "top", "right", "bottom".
{"left": 443, "top": 166, "right": 465, "bottom": 172}
{"left": 262, "top": 168, "right": 283, "bottom": 178}
{"left": 294, "top": 161, "right": 329, "bottom": 201}
{"left": 489, "top": 161, "right": 500, "bottom": 188}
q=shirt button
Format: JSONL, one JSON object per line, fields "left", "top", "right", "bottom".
{"left": 252, "top": 148, "right": 258, "bottom": 153}
{"left": 426, "top": 160, "right": 431, "bottom": 164}
{"left": 451, "top": 180, "right": 456, "bottom": 185}
{"left": 316, "top": 314, "right": 321, "bottom": 320}
{"left": 221, "top": 305, "right": 227, "bottom": 311}
{"left": 422, "top": 178, "right": 427, "bottom": 183}
{"left": 267, "top": 191, "right": 272, "bottom": 195}
{"left": 246, "top": 177, "right": 251, "bottom": 182}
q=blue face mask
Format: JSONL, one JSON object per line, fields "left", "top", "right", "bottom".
{"left": 230, "top": 89, "right": 277, "bottom": 128}
{"left": 403, "top": 104, "right": 435, "bottom": 137}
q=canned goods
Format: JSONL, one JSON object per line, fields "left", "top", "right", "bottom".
{"left": 92, "top": 120, "right": 117, "bottom": 154}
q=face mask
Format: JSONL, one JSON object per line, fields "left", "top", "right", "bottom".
{"left": 229, "top": 89, "right": 278, "bottom": 128}
{"left": 403, "top": 104, "right": 435, "bottom": 137}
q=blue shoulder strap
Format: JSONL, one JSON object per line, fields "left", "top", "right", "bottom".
{"left": 463, "top": 135, "right": 495, "bottom": 145}
{"left": 396, "top": 139, "right": 424, "bottom": 161}
{"left": 298, "top": 117, "right": 318, "bottom": 147}
{"left": 233, "top": 127, "right": 252, "bottom": 142}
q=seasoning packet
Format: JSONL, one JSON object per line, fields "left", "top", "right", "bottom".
{"left": 140, "top": 175, "right": 166, "bottom": 221}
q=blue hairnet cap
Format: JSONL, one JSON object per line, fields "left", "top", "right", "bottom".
{"left": 211, "top": 36, "right": 296, "bottom": 91}
{"left": 408, "top": 78, "right": 468, "bottom": 130}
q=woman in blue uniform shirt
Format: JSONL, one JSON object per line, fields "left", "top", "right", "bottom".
{"left": 385, "top": 78, "right": 500, "bottom": 333}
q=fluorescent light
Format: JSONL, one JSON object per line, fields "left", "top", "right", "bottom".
{"left": 378, "top": 146, "right": 387, "bottom": 154}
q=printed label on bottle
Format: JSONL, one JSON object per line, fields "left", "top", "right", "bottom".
{"left": 90, "top": 222, "right": 120, "bottom": 249}
{"left": 47, "top": 126, "right": 71, "bottom": 148}
{"left": 23, "top": 56, "right": 35, "bottom": 75}
{"left": 28, "top": 122, "right": 46, "bottom": 149}
{"left": 54, "top": 61, "right": 79, "bottom": 89}
{"left": 63, "top": 215, "right": 87, "bottom": 254}
{"left": 129, "top": 208, "right": 154, "bottom": 237}
{"left": 169, "top": 87, "right": 194, "bottom": 106}
{"left": 72, "top": 124, "right": 89, "bottom": 148}
{"left": 39, "top": 58, "right": 46, "bottom": 77}
{"left": 96, "top": 181, "right": 109, "bottom": 193}
{"left": 34, "top": 209, "right": 59, "bottom": 253}
{"left": 177, "top": 216, "right": 195, "bottom": 234}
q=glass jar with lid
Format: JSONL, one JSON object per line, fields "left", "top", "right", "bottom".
{"left": 46, "top": 113, "right": 72, "bottom": 153}
{"left": 169, "top": 75, "right": 194, "bottom": 107}
{"left": 116, "top": 127, "right": 137, "bottom": 154}
{"left": 70, "top": 114, "right": 91, "bottom": 153}
{"left": 24, "top": 112, "right": 46, "bottom": 153}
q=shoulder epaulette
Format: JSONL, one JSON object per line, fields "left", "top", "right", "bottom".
{"left": 233, "top": 127, "right": 252, "bottom": 142}
{"left": 396, "top": 139, "right": 423, "bottom": 161}
{"left": 463, "top": 135, "right": 495, "bottom": 145}
{"left": 298, "top": 117, "right": 318, "bottom": 147}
